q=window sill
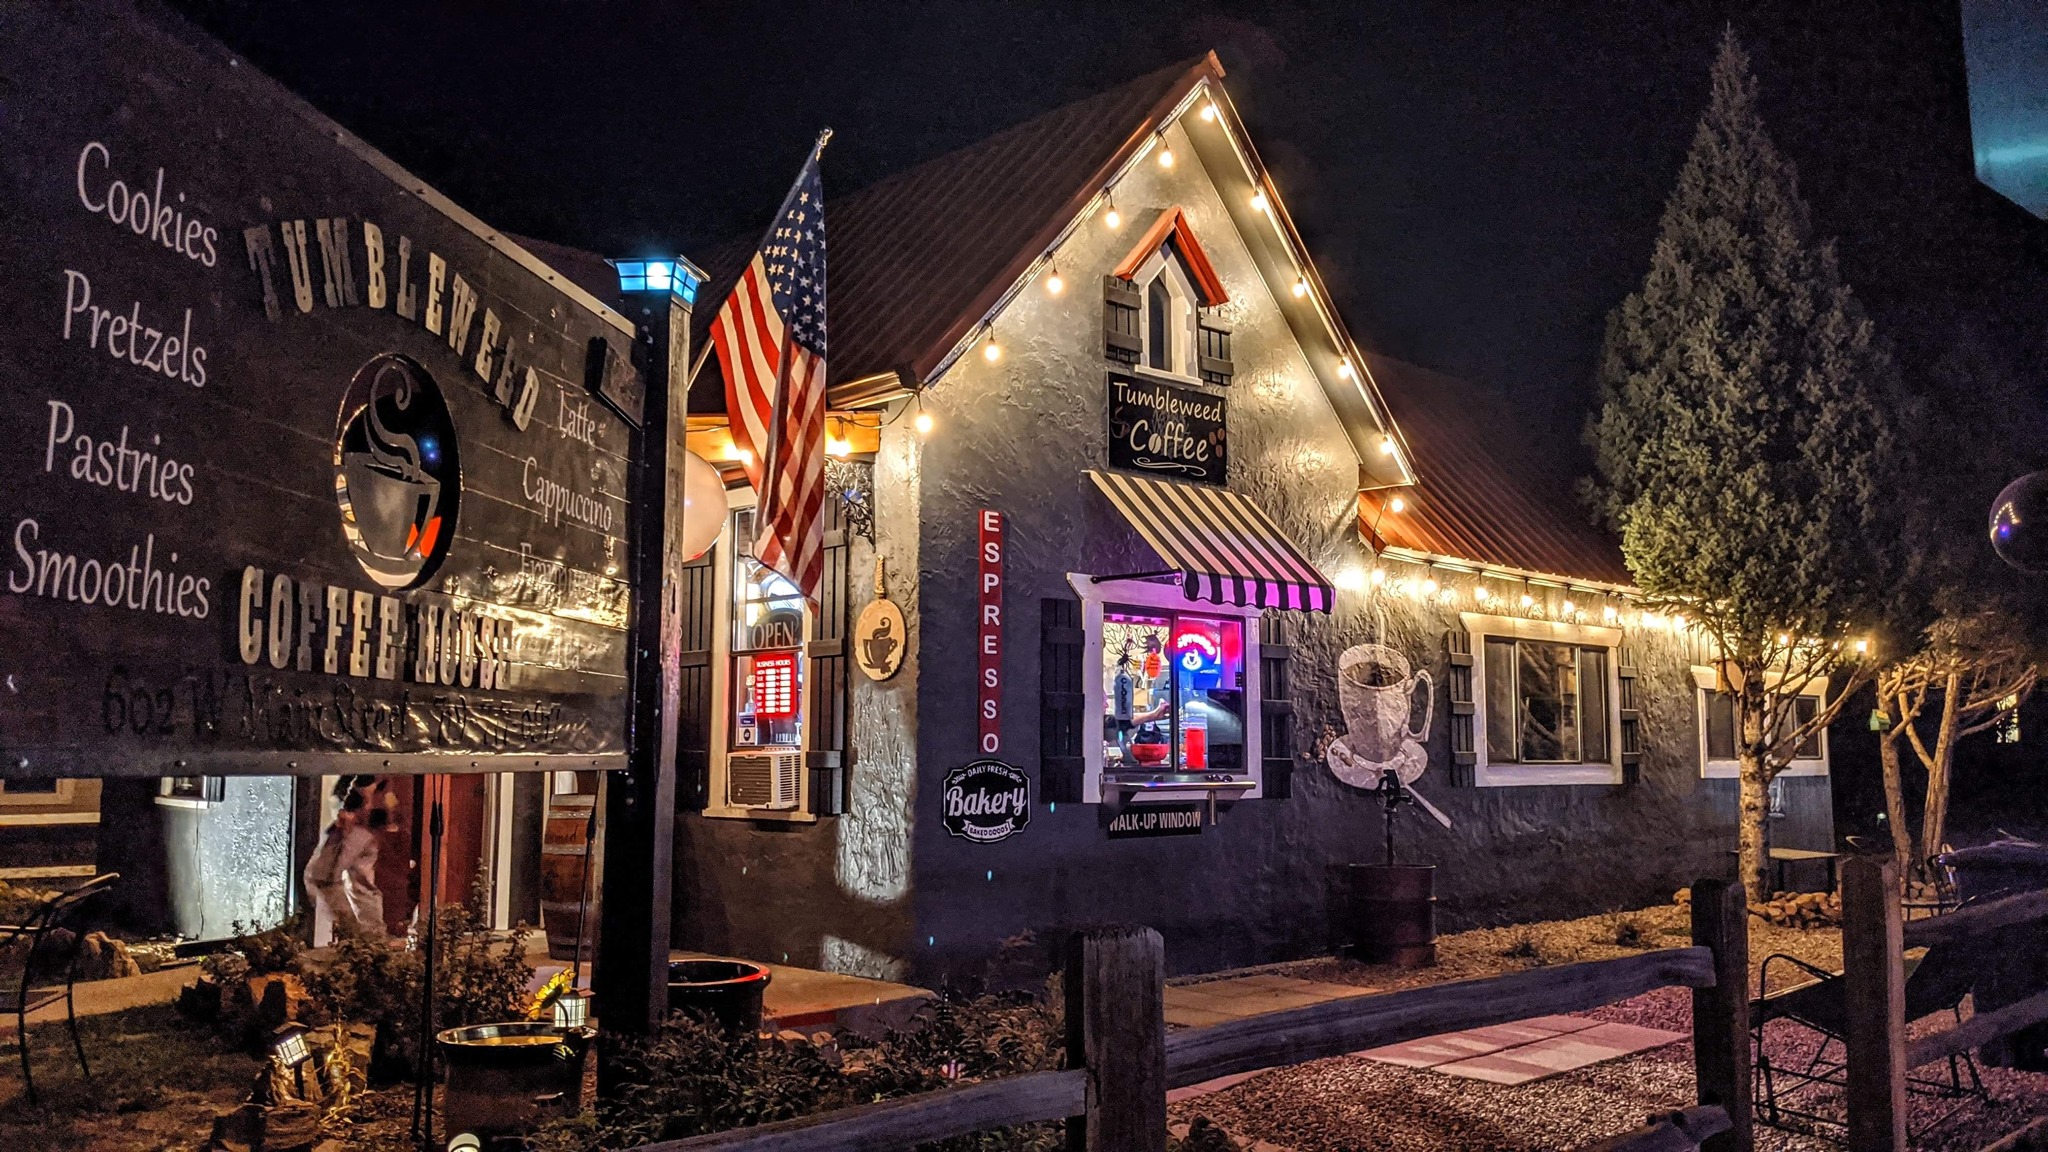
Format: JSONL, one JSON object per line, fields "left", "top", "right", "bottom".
{"left": 153, "top": 796, "right": 217, "bottom": 811}
{"left": 1702, "top": 759, "right": 1828, "bottom": 780}
{"left": 697, "top": 804, "right": 818, "bottom": 824}
{"left": 1127, "top": 364, "right": 1211, "bottom": 391}
{"left": 1474, "top": 763, "right": 1623, "bottom": 787}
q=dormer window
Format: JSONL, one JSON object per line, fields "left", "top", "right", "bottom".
{"left": 1139, "top": 244, "right": 1199, "bottom": 376}
{"left": 1102, "top": 208, "right": 1234, "bottom": 386}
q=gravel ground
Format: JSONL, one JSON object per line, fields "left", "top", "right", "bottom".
{"left": 1169, "top": 903, "right": 2048, "bottom": 1151}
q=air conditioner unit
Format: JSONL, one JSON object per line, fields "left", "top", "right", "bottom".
{"left": 726, "top": 749, "right": 802, "bottom": 811}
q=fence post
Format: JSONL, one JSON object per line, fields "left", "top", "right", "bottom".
{"left": 1690, "top": 877, "right": 1752, "bottom": 1152}
{"left": 1842, "top": 855, "right": 1907, "bottom": 1152}
{"left": 1065, "top": 924, "right": 1167, "bottom": 1152}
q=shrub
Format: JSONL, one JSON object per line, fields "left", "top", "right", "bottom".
{"left": 532, "top": 982, "right": 1066, "bottom": 1152}
{"left": 1609, "top": 913, "right": 1649, "bottom": 949}
{"left": 1500, "top": 931, "right": 1542, "bottom": 961}
{"left": 303, "top": 870, "right": 533, "bottom": 1080}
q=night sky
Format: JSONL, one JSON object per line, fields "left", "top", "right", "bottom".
{"left": 164, "top": 1, "right": 2006, "bottom": 446}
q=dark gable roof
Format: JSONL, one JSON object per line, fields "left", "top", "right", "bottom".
{"left": 688, "top": 55, "right": 1222, "bottom": 393}
{"left": 1365, "top": 354, "right": 1633, "bottom": 587}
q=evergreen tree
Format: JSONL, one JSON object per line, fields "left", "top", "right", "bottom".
{"left": 1586, "top": 29, "right": 1902, "bottom": 904}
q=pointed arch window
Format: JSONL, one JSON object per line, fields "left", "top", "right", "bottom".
{"left": 1137, "top": 243, "right": 1199, "bottom": 377}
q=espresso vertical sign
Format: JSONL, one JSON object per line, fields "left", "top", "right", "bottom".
{"left": 976, "top": 509, "right": 1005, "bottom": 756}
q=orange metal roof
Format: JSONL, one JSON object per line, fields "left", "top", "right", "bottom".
{"left": 1362, "top": 354, "right": 1634, "bottom": 587}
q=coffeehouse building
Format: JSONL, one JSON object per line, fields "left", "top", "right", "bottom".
{"left": 525, "top": 53, "right": 1838, "bottom": 986}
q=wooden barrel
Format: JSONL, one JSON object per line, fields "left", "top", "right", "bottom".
{"left": 540, "top": 794, "right": 598, "bottom": 962}
{"left": 1347, "top": 863, "right": 1437, "bottom": 967}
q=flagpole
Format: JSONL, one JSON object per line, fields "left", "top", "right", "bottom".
{"left": 686, "top": 128, "right": 833, "bottom": 394}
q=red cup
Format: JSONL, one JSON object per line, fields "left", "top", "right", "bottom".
{"left": 1185, "top": 726, "right": 1208, "bottom": 770}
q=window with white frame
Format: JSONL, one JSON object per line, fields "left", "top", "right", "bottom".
{"left": 704, "top": 499, "right": 816, "bottom": 820}
{"left": 1465, "top": 613, "right": 1623, "bottom": 786}
{"left": 1693, "top": 667, "right": 1828, "bottom": 778}
{"left": 1137, "top": 244, "right": 1199, "bottom": 377}
{"left": 1070, "top": 574, "right": 1264, "bottom": 803}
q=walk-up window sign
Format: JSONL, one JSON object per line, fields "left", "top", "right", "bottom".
{"left": 0, "top": 2, "right": 639, "bottom": 777}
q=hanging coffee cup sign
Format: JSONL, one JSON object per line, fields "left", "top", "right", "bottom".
{"left": 855, "top": 555, "right": 906, "bottom": 681}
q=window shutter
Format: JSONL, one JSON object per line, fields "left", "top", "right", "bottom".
{"left": 1040, "top": 597, "right": 1086, "bottom": 803}
{"left": 1260, "top": 615, "right": 1295, "bottom": 799}
{"left": 1445, "top": 630, "right": 1476, "bottom": 787}
{"left": 675, "top": 545, "right": 716, "bottom": 812}
{"left": 1618, "top": 646, "right": 1642, "bottom": 785}
{"left": 806, "top": 496, "right": 851, "bottom": 815}
{"left": 1196, "top": 315, "right": 1234, "bottom": 386}
{"left": 1103, "top": 276, "right": 1141, "bottom": 365}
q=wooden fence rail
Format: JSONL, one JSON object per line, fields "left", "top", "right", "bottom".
{"left": 629, "top": 876, "right": 1753, "bottom": 1152}
{"left": 1844, "top": 857, "right": 2048, "bottom": 1152}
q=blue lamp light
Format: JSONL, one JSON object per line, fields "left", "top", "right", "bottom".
{"left": 610, "top": 257, "right": 705, "bottom": 305}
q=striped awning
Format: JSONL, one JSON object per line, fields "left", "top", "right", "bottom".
{"left": 1088, "top": 471, "right": 1334, "bottom": 613}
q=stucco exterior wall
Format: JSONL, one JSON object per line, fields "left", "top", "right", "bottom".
{"left": 671, "top": 429, "right": 922, "bottom": 978}
{"left": 902, "top": 119, "right": 1830, "bottom": 983}
{"left": 667, "top": 115, "right": 1833, "bottom": 985}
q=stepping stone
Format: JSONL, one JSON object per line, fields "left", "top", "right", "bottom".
{"left": 1432, "top": 1021, "right": 1687, "bottom": 1084}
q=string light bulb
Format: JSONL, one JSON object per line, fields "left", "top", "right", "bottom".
{"left": 1156, "top": 137, "right": 1175, "bottom": 168}
{"left": 1201, "top": 102, "right": 1218, "bottom": 122}
{"left": 1423, "top": 576, "right": 1440, "bottom": 597}
{"left": 1387, "top": 495, "right": 1406, "bottom": 514}
{"left": 1369, "top": 567, "right": 1387, "bottom": 586}
{"left": 1379, "top": 435, "right": 1396, "bottom": 455}
{"left": 1521, "top": 591, "right": 1535, "bottom": 608}
{"left": 913, "top": 410, "right": 935, "bottom": 437}
{"left": 1855, "top": 638, "right": 1870, "bottom": 654}
{"left": 1603, "top": 605, "right": 1618, "bottom": 623}
{"left": 1250, "top": 189, "right": 1269, "bottom": 213}
{"left": 1562, "top": 599, "right": 1577, "bottom": 616}
{"left": 1337, "top": 360, "right": 1355, "bottom": 379}
{"left": 1672, "top": 613, "right": 1688, "bottom": 631}
{"left": 1293, "top": 276, "right": 1310, "bottom": 298}
{"left": 826, "top": 436, "right": 852, "bottom": 458}
{"left": 1104, "top": 198, "right": 1122, "bottom": 230}
{"left": 982, "top": 332, "right": 1002, "bottom": 362}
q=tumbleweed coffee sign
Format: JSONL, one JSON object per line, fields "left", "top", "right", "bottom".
{"left": 940, "top": 760, "right": 1032, "bottom": 844}
{"left": 1107, "top": 373, "right": 1227, "bottom": 486}
{"left": 0, "top": 1, "right": 640, "bottom": 777}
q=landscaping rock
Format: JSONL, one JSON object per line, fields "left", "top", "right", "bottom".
{"left": 76, "top": 931, "right": 141, "bottom": 980}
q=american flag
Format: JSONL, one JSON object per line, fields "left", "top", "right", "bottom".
{"left": 710, "top": 139, "right": 830, "bottom": 607}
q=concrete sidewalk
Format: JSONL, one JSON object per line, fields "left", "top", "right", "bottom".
{"left": 0, "top": 963, "right": 200, "bottom": 1037}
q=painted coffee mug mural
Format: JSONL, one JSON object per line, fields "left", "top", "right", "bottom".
{"left": 1327, "top": 642, "right": 1434, "bottom": 788}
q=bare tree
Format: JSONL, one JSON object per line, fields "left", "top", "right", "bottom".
{"left": 1875, "top": 614, "right": 2038, "bottom": 884}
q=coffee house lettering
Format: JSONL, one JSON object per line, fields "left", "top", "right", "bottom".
{"left": 235, "top": 565, "right": 508, "bottom": 689}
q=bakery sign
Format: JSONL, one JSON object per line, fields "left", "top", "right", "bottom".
{"left": 1106, "top": 373, "right": 1227, "bottom": 486}
{"left": 0, "top": 2, "right": 640, "bottom": 777}
{"left": 941, "top": 759, "right": 1032, "bottom": 844}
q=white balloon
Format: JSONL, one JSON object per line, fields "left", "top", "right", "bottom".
{"left": 680, "top": 451, "right": 726, "bottom": 561}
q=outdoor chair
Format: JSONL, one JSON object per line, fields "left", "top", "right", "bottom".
{"left": 0, "top": 872, "right": 120, "bottom": 1105}
{"left": 1750, "top": 926, "right": 1986, "bottom": 1141}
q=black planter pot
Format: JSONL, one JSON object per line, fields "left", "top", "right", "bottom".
{"left": 1347, "top": 863, "right": 1437, "bottom": 967}
{"left": 436, "top": 1022, "right": 591, "bottom": 1148}
{"left": 667, "top": 959, "right": 772, "bottom": 1035}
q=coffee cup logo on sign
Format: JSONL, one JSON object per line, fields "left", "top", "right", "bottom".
{"left": 1327, "top": 642, "right": 1434, "bottom": 788}
{"left": 332, "top": 353, "right": 460, "bottom": 590}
